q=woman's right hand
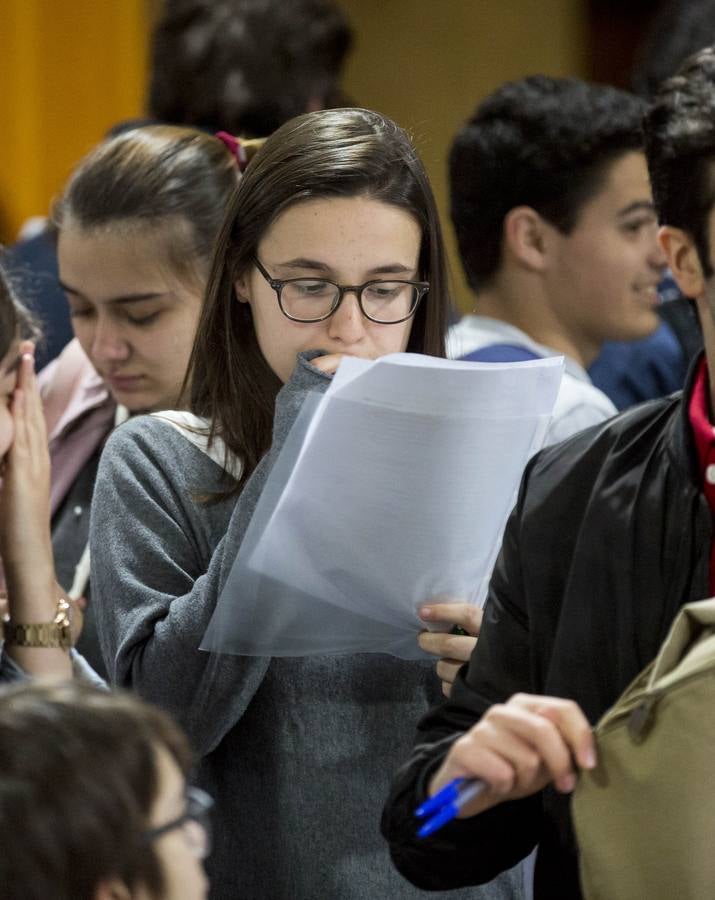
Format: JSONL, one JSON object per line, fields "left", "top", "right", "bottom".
{"left": 311, "top": 353, "right": 346, "bottom": 375}
{"left": 427, "top": 693, "right": 596, "bottom": 818}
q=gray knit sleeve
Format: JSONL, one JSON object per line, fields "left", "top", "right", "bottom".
{"left": 90, "top": 353, "right": 331, "bottom": 756}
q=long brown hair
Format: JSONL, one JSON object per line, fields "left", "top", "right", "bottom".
{"left": 188, "top": 107, "right": 451, "bottom": 488}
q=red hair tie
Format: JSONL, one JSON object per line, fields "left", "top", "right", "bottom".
{"left": 215, "top": 131, "right": 249, "bottom": 171}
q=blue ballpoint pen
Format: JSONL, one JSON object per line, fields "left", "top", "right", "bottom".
{"left": 414, "top": 777, "right": 486, "bottom": 839}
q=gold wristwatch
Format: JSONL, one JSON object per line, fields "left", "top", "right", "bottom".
{"left": 3, "top": 597, "right": 73, "bottom": 650}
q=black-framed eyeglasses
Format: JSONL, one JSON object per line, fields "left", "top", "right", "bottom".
{"left": 144, "top": 786, "right": 214, "bottom": 860}
{"left": 253, "top": 258, "right": 429, "bottom": 324}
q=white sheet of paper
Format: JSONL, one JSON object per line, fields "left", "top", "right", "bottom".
{"left": 202, "top": 353, "right": 563, "bottom": 658}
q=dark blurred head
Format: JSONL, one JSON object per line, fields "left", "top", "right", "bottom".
{"left": 632, "top": 0, "right": 715, "bottom": 98}
{"left": 148, "top": 0, "right": 353, "bottom": 137}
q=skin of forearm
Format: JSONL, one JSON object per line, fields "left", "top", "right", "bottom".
{"left": 5, "top": 644, "right": 72, "bottom": 679}
{"left": 3, "top": 561, "right": 58, "bottom": 623}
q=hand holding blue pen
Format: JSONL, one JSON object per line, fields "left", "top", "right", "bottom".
{"left": 414, "top": 777, "right": 487, "bottom": 839}
{"left": 413, "top": 694, "right": 597, "bottom": 840}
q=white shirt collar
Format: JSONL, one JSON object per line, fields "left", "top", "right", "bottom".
{"left": 449, "top": 314, "right": 593, "bottom": 384}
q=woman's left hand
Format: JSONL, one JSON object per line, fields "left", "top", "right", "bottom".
{"left": 0, "top": 344, "right": 74, "bottom": 677}
{"left": 0, "top": 343, "right": 56, "bottom": 611}
{"left": 418, "top": 601, "right": 482, "bottom": 697}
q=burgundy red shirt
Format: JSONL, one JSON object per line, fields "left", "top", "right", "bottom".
{"left": 688, "top": 357, "right": 715, "bottom": 594}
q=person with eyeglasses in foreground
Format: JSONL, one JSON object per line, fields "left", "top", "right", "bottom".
{"left": 0, "top": 681, "right": 211, "bottom": 900}
{"left": 90, "top": 107, "right": 521, "bottom": 900}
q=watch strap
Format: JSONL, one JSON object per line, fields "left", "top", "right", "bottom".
{"left": 3, "top": 597, "right": 73, "bottom": 650}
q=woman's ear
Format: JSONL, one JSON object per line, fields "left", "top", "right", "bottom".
{"left": 234, "top": 275, "right": 251, "bottom": 305}
{"left": 502, "top": 206, "right": 549, "bottom": 272}
{"left": 659, "top": 226, "right": 705, "bottom": 299}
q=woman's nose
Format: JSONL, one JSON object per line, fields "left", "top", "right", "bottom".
{"left": 327, "top": 291, "right": 366, "bottom": 343}
{"left": 91, "top": 320, "right": 131, "bottom": 363}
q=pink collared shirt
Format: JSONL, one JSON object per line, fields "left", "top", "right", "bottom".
{"left": 39, "top": 339, "right": 116, "bottom": 517}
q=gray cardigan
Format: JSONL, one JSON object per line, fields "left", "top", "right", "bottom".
{"left": 90, "top": 354, "right": 522, "bottom": 900}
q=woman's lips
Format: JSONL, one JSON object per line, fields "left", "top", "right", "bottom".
{"left": 107, "top": 373, "right": 144, "bottom": 391}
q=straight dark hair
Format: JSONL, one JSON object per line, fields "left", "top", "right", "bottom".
{"left": 187, "top": 107, "right": 450, "bottom": 488}
{"left": 0, "top": 260, "right": 40, "bottom": 359}
{"left": 51, "top": 125, "right": 243, "bottom": 287}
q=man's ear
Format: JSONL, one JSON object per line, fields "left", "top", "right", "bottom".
{"left": 502, "top": 206, "right": 549, "bottom": 272}
{"left": 659, "top": 225, "right": 705, "bottom": 298}
{"left": 93, "top": 879, "right": 131, "bottom": 900}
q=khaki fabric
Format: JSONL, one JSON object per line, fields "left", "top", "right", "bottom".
{"left": 572, "top": 597, "right": 715, "bottom": 900}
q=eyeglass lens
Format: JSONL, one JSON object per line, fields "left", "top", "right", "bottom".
{"left": 182, "top": 788, "right": 212, "bottom": 859}
{"left": 280, "top": 279, "right": 419, "bottom": 323}
{"left": 182, "top": 815, "right": 211, "bottom": 860}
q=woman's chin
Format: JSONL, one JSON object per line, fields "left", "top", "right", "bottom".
{"left": 109, "top": 386, "right": 181, "bottom": 414}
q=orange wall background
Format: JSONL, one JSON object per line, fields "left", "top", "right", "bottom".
{"left": 0, "top": 0, "right": 587, "bottom": 313}
{"left": 0, "top": 0, "right": 150, "bottom": 243}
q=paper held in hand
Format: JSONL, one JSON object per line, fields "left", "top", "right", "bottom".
{"left": 201, "top": 352, "right": 563, "bottom": 659}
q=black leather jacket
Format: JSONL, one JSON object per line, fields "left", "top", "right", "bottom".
{"left": 382, "top": 368, "right": 711, "bottom": 899}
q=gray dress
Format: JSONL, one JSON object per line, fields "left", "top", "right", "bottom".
{"left": 91, "top": 354, "right": 523, "bottom": 900}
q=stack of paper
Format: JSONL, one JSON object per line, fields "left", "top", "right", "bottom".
{"left": 202, "top": 353, "right": 563, "bottom": 659}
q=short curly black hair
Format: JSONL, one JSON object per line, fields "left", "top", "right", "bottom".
{"left": 449, "top": 75, "right": 646, "bottom": 291}
{"left": 148, "top": 0, "right": 352, "bottom": 138}
{"left": 644, "top": 46, "right": 715, "bottom": 278}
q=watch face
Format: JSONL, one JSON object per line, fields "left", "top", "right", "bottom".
{"left": 54, "top": 599, "right": 73, "bottom": 650}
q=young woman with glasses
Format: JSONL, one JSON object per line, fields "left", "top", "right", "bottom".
{"left": 0, "top": 681, "right": 211, "bottom": 900}
{"left": 90, "top": 108, "right": 520, "bottom": 900}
